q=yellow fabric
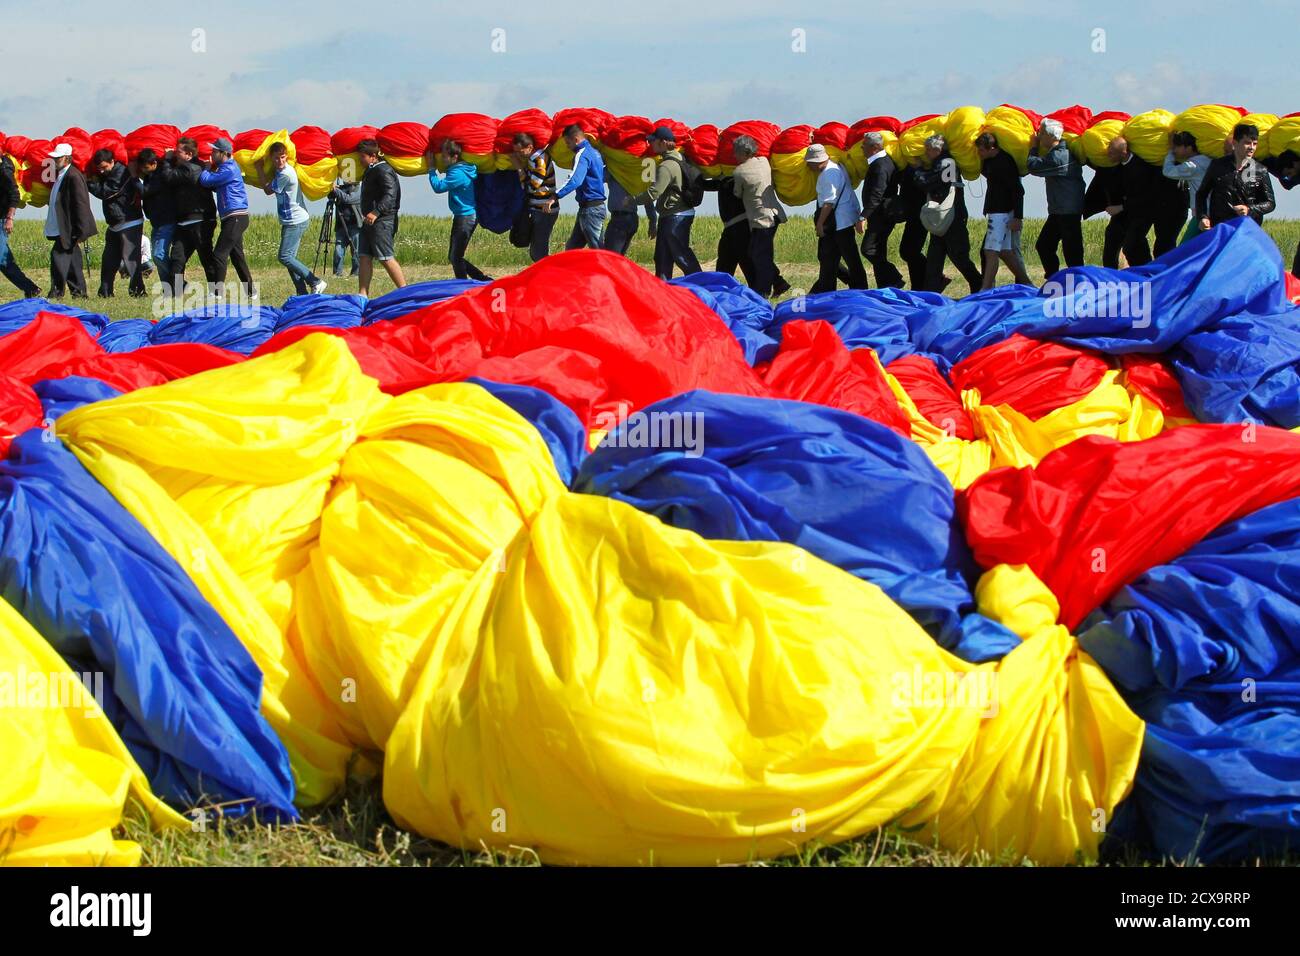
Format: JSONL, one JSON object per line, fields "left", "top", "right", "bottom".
{"left": 549, "top": 138, "right": 578, "bottom": 171}
{"left": 1242, "top": 113, "right": 1279, "bottom": 159}
{"left": 899, "top": 115, "right": 949, "bottom": 167}
{"left": 1173, "top": 105, "right": 1242, "bottom": 159}
{"left": 770, "top": 148, "right": 818, "bottom": 206}
{"left": 1079, "top": 118, "right": 1127, "bottom": 168}
{"left": 945, "top": 106, "right": 987, "bottom": 180}
{"left": 1266, "top": 115, "right": 1300, "bottom": 161}
{"left": 0, "top": 596, "right": 184, "bottom": 866}
{"left": 843, "top": 131, "right": 902, "bottom": 182}
{"left": 598, "top": 146, "right": 655, "bottom": 201}
{"left": 980, "top": 105, "right": 1033, "bottom": 174}
{"left": 235, "top": 130, "right": 292, "bottom": 187}
{"left": 55, "top": 335, "right": 1145, "bottom": 865}
{"left": 333, "top": 151, "right": 364, "bottom": 184}
{"left": 385, "top": 154, "right": 429, "bottom": 177}
{"left": 295, "top": 156, "right": 338, "bottom": 202}
{"left": 885, "top": 369, "right": 1167, "bottom": 490}
{"left": 1121, "top": 109, "right": 1176, "bottom": 165}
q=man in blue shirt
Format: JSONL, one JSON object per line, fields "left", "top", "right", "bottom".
{"left": 428, "top": 139, "right": 490, "bottom": 281}
{"left": 552, "top": 124, "right": 607, "bottom": 250}
{"left": 198, "top": 137, "right": 256, "bottom": 301}
{"left": 260, "top": 142, "right": 326, "bottom": 296}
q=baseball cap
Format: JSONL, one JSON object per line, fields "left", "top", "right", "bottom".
{"left": 647, "top": 125, "right": 676, "bottom": 143}
{"left": 49, "top": 142, "right": 73, "bottom": 159}
{"left": 208, "top": 137, "right": 234, "bottom": 154}
{"left": 804, "top": 144, "right": 830, "bottom": 164}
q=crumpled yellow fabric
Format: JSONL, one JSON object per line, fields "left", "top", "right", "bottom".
{"left": 885, "top": 368, "right": 1167, "bottom": 489}
{"left": 598, "top": 146, "right": 656, "bottom": 202}
{"left": 1122, "top": 109, "right": 1176, "bottom": 165}
{"left": 843, "top": 130, "right": 903, "bottom": 182}
{"left": 980, "top": 106, "right": 1033, "bottom": 174}
{"left": 295, "top": 156, "right": 339, "bottom": 201}
{"left": 1174, "top": 105, "right": 1245, "bottom": 159}
{"left": 1078, "top": 117, "right": 1128, "bottom": 168}
{"left": 56, "top": 335, "right": 1144, "bottom": 865}
{"left": 770, "top": 148, "right": 818, "bottom": 206}
{"left": 234, "top": 130, "right": 292, "bottom": 186}
{"left": 899, "top": 115, "right": 949, "bottom": 167}
{"left": 1266, "top": 114, "right": 1300, "bottom": 162}
{"left": 0, "top": 596, "right": 184, "bottom": 866}
{"left": 1242, "top": 113, "right": 1279, "bottom": 159}
{"left": 945, "top": 106, "right": 987, "bottom": 180}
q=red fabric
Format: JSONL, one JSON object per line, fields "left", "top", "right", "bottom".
{"left": 686, "top": 125, "right": 720, "bottom": 167}
{"left": 57, "top": 129, "right": 94, "bottom": 172}
{"left": 958, "top": 426, "right": 1300, "bottom": 628}
{"left": 550, "top": 108, "right": 615, "bottom": 143}
{"left": 814, "top": 122, "right": 850, "bottom": 151}
{"left": 887, "top": 354, "right": 975, "bottom": 440}
{"left": 757, "top": 321, "right": 909, "bottom": 436}
{"left": 1120, "top": 354, "right": 1194, "bottom": 418}
{"left": 849, "top": 117, "right": 903, "bottom": 142}
{"left": 998, "top": 104, "right": 1044, "bottom": 130}
{"left": 1088, "top": 111, "right": 1132, "bottom": 126}
{"left": 652, "top": 118, "right": 694, "bottom": 150}
{"left": 289, "top": 126, "right": 332, "bottom": 165}
{"left": 4, "top": 136, "right": 31, "bottom": 161}
{"left": 429, "top": 113, "right": 499, "bottom": 156}
{"left": 1045, "top": 106, "right": 1093, "bottom": 136}
{"left": 717, "top": 121, "right": 780, "bottom": 164}
{"left": 901, "top": 114, "right": 943, "bottom": 132}
{"left": 1284, "top": 272, "right": 1300, "bottom": 304}
{"left": 495, "top": 109, "right": 552, "bottom": 153}
{"left": 949, "top": 333, "right": 1109, "bottom": 420}
{"left": 600, "top": 116, "right": 655, "bottom": 156}
{"left": 771, "top": 125, "right": 815, "bottom": 154}
{"left": 0, "top": 314, "right": 103, "bottom": 380}
{"left": 378, "top": 122, "right": 431, "bottom": 159}
{"left": 90, "top": 129, "right": 128, "bottom": 166}
{"left": 232, "top": 129, "right": 272, "bottom": 153}
{"left": 181, "top": 126, "right": 233, "bottom": 162}
{"left": 124, "top": 125, "right": 181, "bottom": 159}
{"left": 1212, "top": 104, "right": 1249, "bottom": 116}
{"left": 0, "top": 374, "right": 42, "bottom": 455}
{"left": 330, "top": 126, "right": 379, "bottom": 156}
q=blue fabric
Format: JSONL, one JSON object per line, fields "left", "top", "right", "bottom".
{"left": 362, "top": 279, "right": 485, "bottom": 325}
{"left": 0, "top": 298, "right": 108, "bottom": 338}
{"left": 469, "top": 377, "right": 588, "bottom": 486}
{"left": 474, "top": 169, "right": 524, "bottom": 235}
{"left": 149, "top": 304, "right": 280, "bottom": 354}
{"left": 428, "top": 162, "right": 478, "bottom": 217}
{"left": 670, "top": 272, "right": 779, "bottom": 365}
{"left": 573, "top": 390, "right": 1019, "bottom": 661}
{"left": 769, "top": 287, "right": 952, "bottom": 369}
{"left": 274, "top": 293, "right": 366, "bottom": 333}
{"left": 96, "top": 318, "right": 155, "bottom": 352}
{"left": 32, "top": 376, "right": 121, "bottom": 419}
{"left": 1079, "top": 496, "right": 1300, "bottom": 862}
{"left": 0, "top": 428, "right": 297, "bottom": 820}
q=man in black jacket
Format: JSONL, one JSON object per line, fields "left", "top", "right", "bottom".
{"left": 1083, "top": 163, "right": 1127, "bottom": 268}
{"left": 855, "top": 132, "right": 904, "bottom": 289}
{"left": 136, "top": 148, "right": 178, "bottom": 294}
{"left": 1107, "top": 136, "right": 1186, "bottom": 267}
{"left": 169, "top": 137, "right": 219, "bottom": 296}
{"left": 356, "top": 139, "right": 406, "bottom": 297}
{"left": 897, "top": 167, "right": 929, "bottom": 290}
{"left": 913, "top": 136, "right": 982, "bottom": 295}
{"left": 43, "top": 143, "right": 97, "bottom": 298}
{"left": 975, "top": 133, "right": 1031, "bottom": 289}
{"left": 87, "top": 148, "right": 146, "bottom": 297}
{"left": 0, "top": 154, "right": 40, "bottom": 297}
{"left": 1196, "top": 123, "right": 1276, "bottom": 231}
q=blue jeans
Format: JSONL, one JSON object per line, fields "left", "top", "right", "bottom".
{"left": 333, "top": 224, "right": 361, "bottom": 276}
{"left": 151, "top": 223, "right": 175, "bottom": 291}
{"left": 653, "top": 212, "right": 702, "bottom": 279}
{"left": 449, "top": 215, "right": 491, "bottom": 281}
{"left": 603, "top": 211, "right": 638, "bottom": 255}
{"left": 566, "top": 202, "right": 607, "bottom": 250}
{"left": 0, "top": 226, "right": 39, "bottom": 295}
{"left": 278, "top": 220, "right": 316, "bottom": 293}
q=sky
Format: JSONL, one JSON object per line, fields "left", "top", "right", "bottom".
{"left": 5, "top": 0, "right": 1298, "bottom": 218}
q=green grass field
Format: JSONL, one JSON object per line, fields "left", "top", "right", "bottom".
{"left": 5, "top": 213, "right": 1299, "bottom": 867}
{"left": 6, "top": 214, "right": 1299, "bottom": 316}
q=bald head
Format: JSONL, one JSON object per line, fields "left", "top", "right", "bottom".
{"left": 1107, "top": 136, "right": 1130, "bottom": 164}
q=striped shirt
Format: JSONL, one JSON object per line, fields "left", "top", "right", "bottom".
{"left": 519, "top": 148, "right": 557, "bottom": 208}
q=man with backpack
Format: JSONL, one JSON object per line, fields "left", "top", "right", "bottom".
{"left": 646, "top": 126, "right": 704, "bottom": 280}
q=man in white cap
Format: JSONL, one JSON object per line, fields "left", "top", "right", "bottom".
{"left": 43, "top": 142, "right": 97, "bottom": 298}
{"left": 807, "top": 143, "right": 867, "bottom": 293}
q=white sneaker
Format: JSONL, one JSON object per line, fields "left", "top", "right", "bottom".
{"left": 312, "top": 278, "right": 328, "bottom": 294}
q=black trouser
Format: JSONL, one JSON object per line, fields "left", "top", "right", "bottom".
{"left": 1154, "top": 202, "right": 1187, "bottom": 259}
{"left": 212, "top": 213, "right": 254, "bottom": 295}
{"left": 1102, "top": 212, "right": 1128, "bottom": 269}
{"left": 1293, "top": 241, "right": 1300, "bottom": 280}
{"left": 1122, "top": 210, "right": 1155, "bottom": 268}
{"left": 812, "top": 225, "right": 868, "bottom": 294}
{"left": 715, "top": 221, "right": 752, "bottom": 281}
{"left": 1036, "top": 213, "right": 1085, "bottom": 279}
{"left": 48, "top": 238, "right": 88, "bottom": 297}
{"left": 899, "top": 214, "right": 929, "bottom": 290}
{"left": 924, "top": 217, "right": 982, "bottom": 294}
{"left": 171, "top": 220, "right": 218, "bottom": 293}
{"left": 748, "top": 224, "right": 780, "bottom": 298}
{"left": 861, "top": 216, "right": 904, "bottom": 289}
{"left": 98, "top": 224, "right": 146, "bottom": 297}
{"left": 449, "top": 215, "right": 491, "bottom": 281}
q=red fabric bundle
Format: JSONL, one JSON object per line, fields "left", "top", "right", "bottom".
{"left": 495, "top": 109, "right": 552, "bottom": 153}
{"left": 757, "top": 321, "right": 910, "bottom": 435}
{"left": 181, "top": 126, "right": 234, "bottom": 162}
{"left": 886, "top": 354, "right": 975, "bottom": 440}
{"left": 901, "top": 114, "right": 943, "bottom": 132}
{"left": 1286, "top": 272, "right": 1300, "bottom": 305}
{"left": 949, "top": 333, "right": 1109, "bottom": 421}
{"left": 601, "top": 116, "right": 655, "bottom": 157}
{"left": 717, "top": 121, "right": 780, "bottom": 164}
{"left": 429, "top": 113, "right": 499, "bottom": 155}
{"left": 90, "top": 129, "right": 128, "bottom": 166}
{"left": 0, "top": 374, "right": 42, "bottom": 456}
{"left": 56, "top": 128, "right": 94, "bottom": 172}
{"left": 959, "top": 425, "right": 1300, "bottom": 628}
{"left": 814, "top": 122, "right": 850, "bottom": 151}
{"left": 652, "top": 118, "right": 694, "bottom": 149}
{"left": 289, "top": 126, "right": 332, "bottom": 165}
{"left": 1120, "top": 354, "right": 1194, "bottom": 418}
{"left": 330, "top": 126, "right": 379, "bottom": 156}
{"left": 771, "top": 125, "right": 815, "bottom": 154}
{"left": 124, "top": 124, "right": 181, "bottom": 159}
{"left": 550, "top": 107, "right": 615, "bottom": 142}
{"left": 686, "top": 124, "right": 720, "bottom": 167}
{"left": 232, "top": 129, "right": 272, "bottom": 154}
{"left": 850, "top": 116, "right": 903, "bottom": 141}
{"left": 1088, "top": 110, "right": 1133, "bottom": 126}
{"left": 20, "top": 139, "right": 53, "bottom": 192}
{"left": 1045, "top": 106, "right": 1093, "bottom": 136}
{"left": 377, "top": 122, "right": 432, "bottom": 158}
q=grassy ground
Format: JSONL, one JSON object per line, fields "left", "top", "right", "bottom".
{"left": 8, "top": 214, "right": 1300, "bottom": 867}
{"left": 7, "top": 215, "right": 1299, "bottom": 316}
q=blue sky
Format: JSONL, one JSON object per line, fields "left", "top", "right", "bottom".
{"left": 6, "top": 0, "right": 1297, "bottom": 218}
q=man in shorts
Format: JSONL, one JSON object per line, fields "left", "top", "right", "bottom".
{"left": 975, "top": 132, "right": 1031, "bottom": 289}
{"left": 356, "top": 139, "right": 406, "bottom": 297}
